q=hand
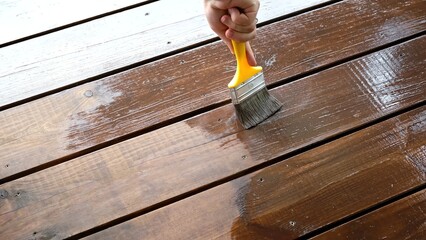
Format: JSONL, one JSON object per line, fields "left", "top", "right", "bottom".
{"left": 204, "top": 0, "right": 260, "bottom": 65}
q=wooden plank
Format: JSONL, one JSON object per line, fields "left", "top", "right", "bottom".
{"left": 313, "top": 190, "right": 426, "bottom": 240}
{"left": 0, "top": 36, "right": 425, "bottom": 239}
{"left": 0, "top": 0, "right": 331, "bottom": 108}
{"left": 0, "top": 0, "right": 149, "bottom": 45}
{"left": 1, "top": 0, "right": 425, "bottom": 181}
{"left": 85, "top": 107, "right": 426, "bottom": 240}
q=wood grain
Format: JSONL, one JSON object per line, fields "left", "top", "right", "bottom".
{"left": 0, "top": 36, "right": 425, "bottom": 239}
{"left": 85, "top": 107, "right": 426, "bottom": 240}
{"left": 0, "top": 0, "right": 148, "bottom": 45}
{"left": 0, "top": 0, "right": 331, "bottom": 108}
{"left": 313, "top": 190, "right": 426, "bottom": 240}
{"left": 1, "top": 0, "right": 425, "bottom": 181}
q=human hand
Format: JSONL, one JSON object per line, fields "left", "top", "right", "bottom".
{"left": 204, "top": 0, "right": 260, "bottom": 65}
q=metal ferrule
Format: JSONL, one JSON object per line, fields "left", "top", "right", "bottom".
{"left": 229, "top": 72, "right": 265, "bottom": 104}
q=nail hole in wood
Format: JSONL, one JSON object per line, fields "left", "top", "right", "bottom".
{"left": 0, "top": 190, "right": 8, "bottom": 199}
{"left": 15, "top": 191, "right": 20, "bottom": 197}
{"left": 5, "top": 164, "right": 8, "bottom": 168}
{"left": 259, "top": 178, "right": 264, "bottom": 182}
{"left": 145, "top": 12, "right": 149, "bottom": 16}
{"left": 84, "top": 90, "right": 93, "bottom": 98}
{"left": 167, "top": 41, "right": 171, "bottom": 44}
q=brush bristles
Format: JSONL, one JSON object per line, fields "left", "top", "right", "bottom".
{"left": 234, "top": 87, "right": 282, "bottom": 129}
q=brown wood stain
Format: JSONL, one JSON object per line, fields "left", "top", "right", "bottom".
{"left": 1, "top": 0, "right": 425, "bottom": 238}
{"left": 1, "top": 36, "right": 425, "bottom": 239}
{"left": 1, "top": 0, "right": 425, "bottom": 182}
{"left": 86, "top": 107, "right": 425, "bottom": 240}
{"left": 314, "top": 190, "right": 426, "bottom": 239}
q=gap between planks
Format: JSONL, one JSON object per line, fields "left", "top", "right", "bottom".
{"left": 1, "top": 0, "right": 425, "bottom": 184}
{"left": 0, "top": 0, "right": 337, "bottom": 110}
{"left": 305, "top": 185, "right": 426, "bottom": 239}
{"left": 83, "top": 106, "right": 426, "bottom": 240}
{"left": 0, "top": 36, "right": 425, "bottom": 239}
{"left": 0, "top": 0, "right": 157, "bottom": 47}
{"left": 312, "top": 189, "right": 426, "bottom": 239}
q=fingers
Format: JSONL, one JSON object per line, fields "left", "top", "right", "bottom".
{"left": 225, "top": 8, "right": 255, "bottom": 30}
{"left": 204, "top": 0, "right": 259, "bottom": 62}
{"left": 221, "top": 7, "right": 258, "bottom": 42}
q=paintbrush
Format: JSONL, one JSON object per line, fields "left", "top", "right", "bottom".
{"left": 228, "top": 40, "right": 282, "bottom": 129}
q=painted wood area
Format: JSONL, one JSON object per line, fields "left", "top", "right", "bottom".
{"left": 0, "top": 0, "right": 425, "bottom": 239}
{"left": 86, "top": 107, "right": 426, "bottom": 240}
{"left": 2, "top": 0, "right": 425, "bottom": 182}
{"left": 313, "top": 190, "right": 426, "bottom": 240}
{"left": 1, "top": 36, "right": 425, "bottom": 239}
{"left": 0, "top": 0, "right": 334, "bottom": 109}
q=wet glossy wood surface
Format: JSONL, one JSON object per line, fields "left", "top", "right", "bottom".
{"left": 0, "top": 36, "right": 425, "bottom": 239}
{"left": 0, "top": 0, "right": 147, "bottom": 46}
{"left": 2, "top": 0, "right": 425, "bottom": 181}
{"left": 0, "top": 0, "right": 332, "bottom": 109}
{"left": 314, "top": 190, "right": 426, "bottom": 240}
{"left": 1, "top": 0, "right": 425, "bottom": 239}
{"left": 86, "top": 107, "right": 426, "bottom": 240}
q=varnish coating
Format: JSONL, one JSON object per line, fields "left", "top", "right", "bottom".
{"left": 314, "top": 190, "right": 426, "bottom": 240}
{"left": 1, "top": 0, "right": 425, "bottom": 238}
{"left": 0, "top": 37, "right": 425, "bottom": 239}
{"left": 86, "top": 107, "right": 426, "bottom": 239}
{"left": 1, "top": 0, "right": 425, "bottom": 181}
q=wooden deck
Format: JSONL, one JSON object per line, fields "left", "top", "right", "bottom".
{"left": 0, "top": 0, "right": 425, "bottom": 239}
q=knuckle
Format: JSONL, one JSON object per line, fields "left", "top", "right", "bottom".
{"left": 247, "top": 25, "right": 256, "bottom": 32}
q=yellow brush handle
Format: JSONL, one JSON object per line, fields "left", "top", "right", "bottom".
{"left": 228, "top": 40, "right": 262, "bottom": 88}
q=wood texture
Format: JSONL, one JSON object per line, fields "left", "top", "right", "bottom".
{"left": 0, "top": 0, "right": 147, "bottom": 45}
{"left": 0, "top": 36, "right": 425, "bottom": 239}
{"left": 87, "top": 107, "right": 426, "bottom": 240}
{"left": 0, "top": 0, "right": 331, "bottom": 108}
{"left": 2, "top": 0, "right": 425, "bottom": 181}
{"left": 313, "top": 190, "right": 426, "bottom": 240}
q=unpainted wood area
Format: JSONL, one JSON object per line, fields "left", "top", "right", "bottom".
{"left": 0, "top": 36, "right": 425, "bottom": 239}
{"left": 1, "top": 0, "right": 425, "bottom": 239}
{"left": 0, "top": 0, "right": 148, "bottom": 46}
{"left": 314, "top": 190, "right": 426, "bottom": 240}
{"left": 86, "top": 107, "right": 426, "bottom": 240}
{"left": 0, "top": 0, "right": 332, "bottom": 108}
{"left": 1, "top": 0, "right": 425, "bottom": 182}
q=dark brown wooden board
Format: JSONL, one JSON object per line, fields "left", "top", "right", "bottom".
{"left": 0, "top": 36, "right": 425, "bottom": 239}
{"left": 0, "top": 0, "right": 328, "bottom": 108}
{"left": 0, "top": 0, "right": 148, "bottom": 45}
{"left": 85, "top": 107, "right": 426, "bottom": 240}
{"left": 313, "top": 190, "right": 426, "bottom": 240}
{"left": 1, "top": 0, "right": 425, "bottom": 181}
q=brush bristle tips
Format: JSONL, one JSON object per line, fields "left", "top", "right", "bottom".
{"left": 234, "top": 88, "right": 282, "bottom": 129}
